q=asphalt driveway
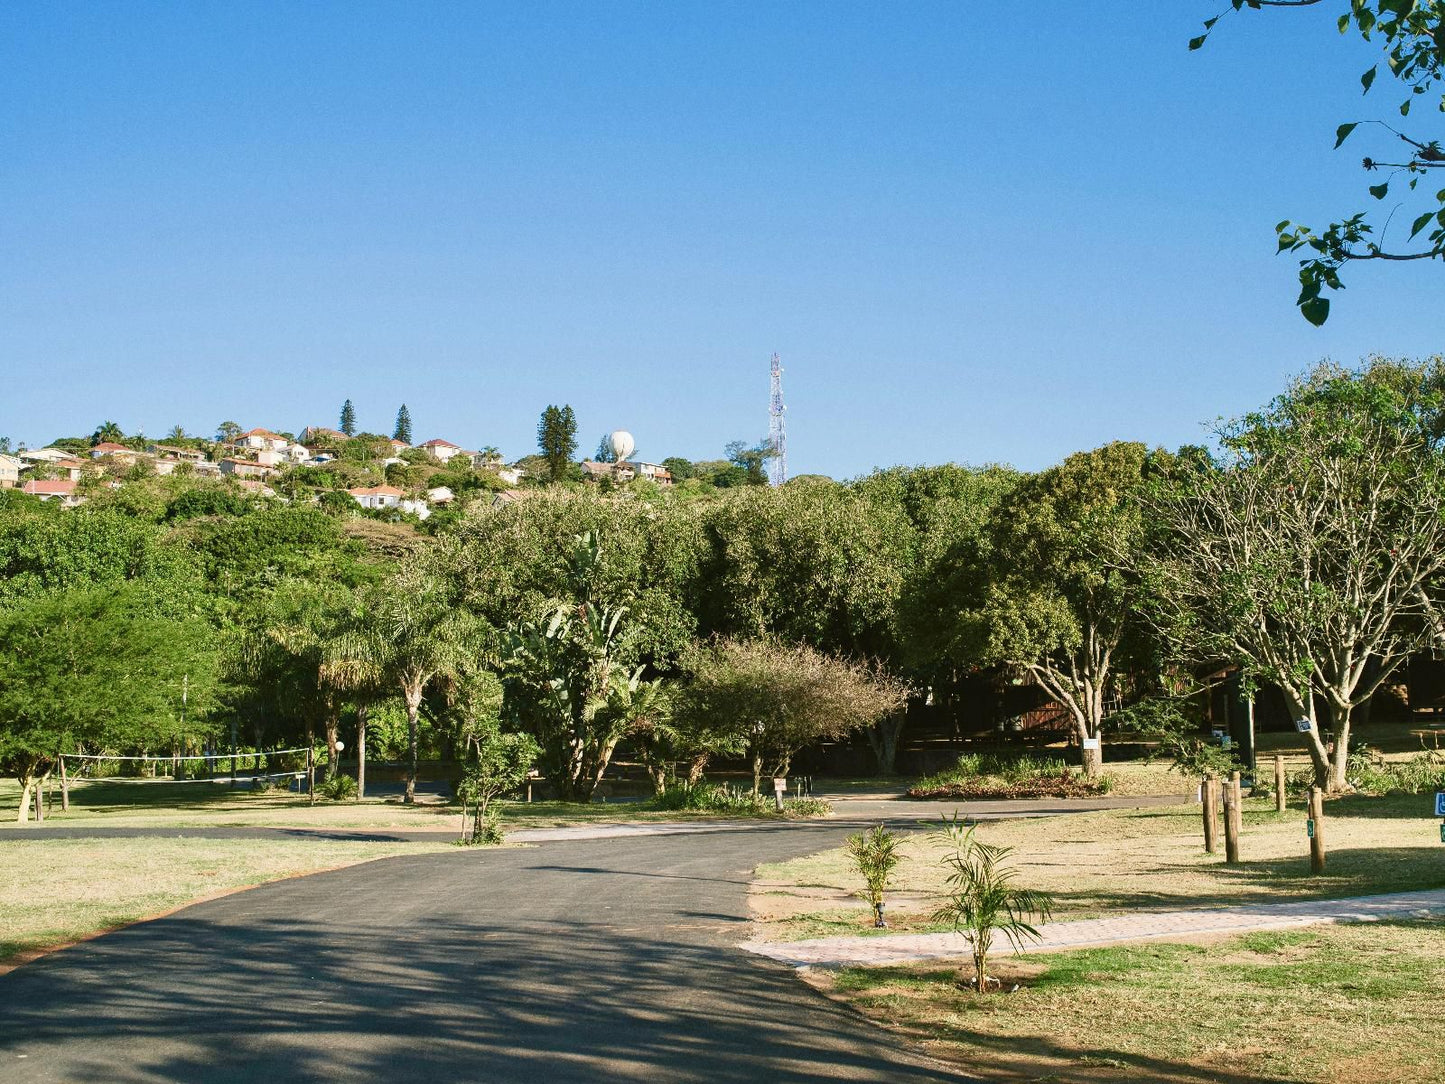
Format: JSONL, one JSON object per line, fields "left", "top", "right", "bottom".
{"left": 0, "top": 821, "right": 973, "bottom": 1083}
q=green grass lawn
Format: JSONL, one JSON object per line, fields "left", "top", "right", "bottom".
{"left": 814, "top": 919, "right": 1445, "bottom": 1082}
{"left": 0, "top": 834, "right": 455, "bottom": 966}
{"left": 753, "top": 792, "right": 1445, "bottom": 940}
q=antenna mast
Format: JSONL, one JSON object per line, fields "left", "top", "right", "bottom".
{"left": 768, "top": 352, "right": 787, "bottom": 485}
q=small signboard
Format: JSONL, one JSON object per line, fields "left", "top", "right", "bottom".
{"left": 1220, "top": 736, "right": 1233, "bottom": 750}
{"left": 1435, "top": 792, "right": 1445, "bottom": 818}
{"left": 1307, "top": 818, "right": 1315, "bottom": 839}
{"left": 1439, "top": 822, "right": 1445, "bottom": 844}
{"left": 772, "top": 777, "right": 787, "bottom": 793}
{"left": 1082, "top": 737, "right": 1100, "bottom": 751}
{"left": 1295, "top": 717, "right": 1313, "bottom": 733}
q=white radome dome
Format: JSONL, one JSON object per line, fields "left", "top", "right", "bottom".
{"left": 608, "top": 430, "right": 635, "bottom": 461}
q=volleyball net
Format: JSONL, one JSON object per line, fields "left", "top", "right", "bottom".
{"left": 59, "top": 747, "right": 314, "bottom": 787}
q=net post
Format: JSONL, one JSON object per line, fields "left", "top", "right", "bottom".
{"left": 59, "top": 753, "right": 70, "bottom": 812}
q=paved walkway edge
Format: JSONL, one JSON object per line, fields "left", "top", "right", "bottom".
{"left": 741, "top": 888, "right": 1445, "bottom": 969}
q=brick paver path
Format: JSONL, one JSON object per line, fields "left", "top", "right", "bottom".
{"left": 741, "top": 888, "right": 1445, "bottom": 968}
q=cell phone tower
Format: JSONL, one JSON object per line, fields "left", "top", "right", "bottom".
{"left": 768, "top": 352, "right": 787, "bottom": 486}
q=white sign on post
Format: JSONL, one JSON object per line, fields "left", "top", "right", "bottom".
{"left": 773, "top": 777, "right": 787, "bottom": 793}
{"left": 1081, "top": 737, "right": 1101, "bottom": 751}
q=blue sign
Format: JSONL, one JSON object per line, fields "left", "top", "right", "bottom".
{"left": 1435, "top": 792, "right": 1445, "bottom": 818}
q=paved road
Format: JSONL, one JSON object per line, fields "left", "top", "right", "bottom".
{"left": 0, "top": 799, "right": 1183, "bottom": 1083}
{"left": 1, "top": 821, "right": 975, "bottom": 1083}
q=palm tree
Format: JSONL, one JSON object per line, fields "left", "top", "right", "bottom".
{"left": 357, "top": 562, "right": 484, "bottom": 803}
{"left": 846, "top": 825, "right": 905, "bottom": 928}
{"left": 266, "top": 583, "right": 356, "bottom": 780}
{"left": 607, "top": 675, "right": 672, "bottom": 795}
{"left": 91, "top": 421, "right": 123, "bottom": 445}
{"left": 167, "top": 424, "right": 188, "bottom": 443}
{"left": 931, "top": 815, "right": 1053, "bottom": 992}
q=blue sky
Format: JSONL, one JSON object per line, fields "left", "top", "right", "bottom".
{"left": 3, "top": 2, "right": 1441, "bottom": 476}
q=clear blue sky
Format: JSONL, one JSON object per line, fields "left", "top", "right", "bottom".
{"left": 3, "top": 2, "right": 1441, "bottom": 476}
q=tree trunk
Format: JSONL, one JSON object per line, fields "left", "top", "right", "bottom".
{"left": 404, "top": 680, "right": 423, "bottom": 804}
{"left": 687, "top": 753, "right": 710, "bottom": 785}
{"left": 59, "top": 755, "right": 69, "bottom": 812}
{"left": 1326, "top": 700, "right": 1353, "bottom": 794}
{"left": 865, "top": 714, "right": 906, "bottom": 776}
{"left": 647, "top": 766, "right": 667, "bottom": 796}
{"left": 324, "top": 709, "right": 340, "bottom": 781}
{"left": 16, "top": 774, "right": 32, "bottom": 823}
{"left": 1282, "top": 687, "right": 1335, "bottom": 791}
{"left": 751, "top": 748, "right": 764, "bottom": 795}
{"left": 356, "top": 704, "right": 368, "bottom": 799}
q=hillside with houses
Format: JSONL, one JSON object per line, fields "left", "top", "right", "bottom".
{"left": 0, "top": 403, "right": 773, "bottom": 526}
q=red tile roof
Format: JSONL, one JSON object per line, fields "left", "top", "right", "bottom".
{"left": 347, "top": 485, "right": 405, "bottom": 497}
{"left": 22, "top": 479, "right": 76, "bottom": 495}
{"left": 241, "top": 428, "right": 286, "bottom": 440}
{"left": 91, "top": 442, "right": 131, "bottom": 453}
{"left": 421, "top": 439, "right": 459, "bottom": 448}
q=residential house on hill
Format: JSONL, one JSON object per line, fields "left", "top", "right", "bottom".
{"left": 220, "top": 458, "right": 273, "bottom": 480}
{"left": 580, "top": 460, "right": 673, "bottom": 486}
{"left": 347, "top": 484, "right": 405, "bottom": 510}
{"left": 21, "top": 479, "right": 83, "bottom": 506}
{"left": 420, "top": 439, "right": 461, "bottom": 463}
{"left": 0, "top": 454, "right": 21, "bottom": 488}
{"left": 300, "top": 426, "right": 349, "bottom": 447}
{"left": 239, "top": 429, "right": 290, "bottom": 453}
{"left": 19, "top": 448, "right": 74, "bottom": 464}
{"left": 347, "top": 485, "right": 431, "bottom": 519}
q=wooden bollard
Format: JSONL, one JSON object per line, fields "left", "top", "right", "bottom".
{"left": 1224, "top": 771, "right": 1242, "bottom": 864}
{"left": 1308, "top": 786, "right": 1326, "bottom": 874}
{"left": 1273, "top": 755, "right": 1286, "bottom": 813}
{"left": 1202, "top": 775, "right": 1219, "bottom": 854}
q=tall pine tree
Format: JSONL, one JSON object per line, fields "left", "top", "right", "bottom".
{"left": 393, "top": 405, "right": 412, "bottom": 445}
{"left": 537, "top": 405, "right": 578, "bottom": 483}
{"left": 339, "top": 399, "right": 357, "bottom": 437}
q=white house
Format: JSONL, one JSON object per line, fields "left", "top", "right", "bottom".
{"left": 497, "top": 466, "right": 525, "bottom": 486}
{"left": 0, "top": 454, "right": 21, "bottom": 488}
{"left": 426, "top": 486, "right": 455, "bottom": 505}
{"left": 346, "top": 484, "right": 404, "bottom": 510}
{"left": 419, "top": 439, "right": 461, "bottom": 463}
{"left": 239, "top": 429, "right": 290, "bottom": 453}
{"left": 20, "top": 447, "right": 75, "bottom": 464}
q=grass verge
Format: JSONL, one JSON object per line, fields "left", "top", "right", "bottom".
{"left": 811, "top": 919, "right": 1445, "bottom": 1083}
{"left": 0, "top": 835, "right": 454, "bottom": 966}
{"left": 752, "top": 793, "right": 1445, "bottom": 940}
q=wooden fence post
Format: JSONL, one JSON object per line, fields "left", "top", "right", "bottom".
{"left": 1274, "top": 755, "right": 1286, "bottom": 813}
{"left": 1308, "top": 786, "right": 1326, "bottom": 874}
{"left": 59, "top": 754, "right": 70, "bottom": 812}
{"left": 1202, "top": 775, "right": 1219, "bottom": 854}
{"left": 307, "top": 746, "right": 316, "bottom": 805}
{"left": 1224, "top": 771, "right": 1242, "bottom": 864}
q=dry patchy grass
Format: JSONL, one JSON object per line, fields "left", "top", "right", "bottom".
{"left": 753, "top": 793, "right": 1445, "bottom": 940}
{"left": 812, "top": 920, "right": 1445, "bottom": 1083}
{"left": 0, "top": 777, "right": 733, "bottom": 831}
{"left": 0, "top": 835, "right": 454, "bottom": 965}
